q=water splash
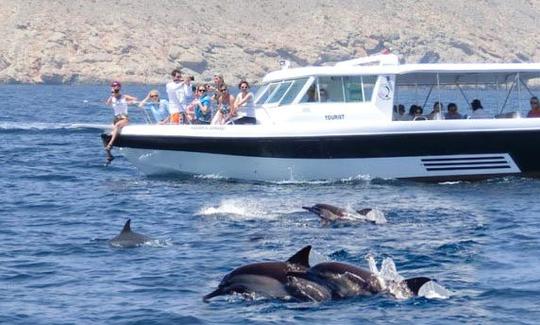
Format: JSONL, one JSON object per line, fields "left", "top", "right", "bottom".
{"left": 196, "top": 199, "right": 277, "bottom": 220}
{"left": 365, "top": 255, "right": 450, "bottom": 300}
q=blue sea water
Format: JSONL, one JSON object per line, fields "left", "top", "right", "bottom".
{"left": 1, "top": 84, "right": 540, "bottom": 324}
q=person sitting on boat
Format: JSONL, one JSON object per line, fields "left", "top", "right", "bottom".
{"left": 138, "top": 90, "right": 169, "bottom": 124}
{"left": 393, "top": 104, "right": 407, "bottom": 121}
{"left": 193, "top": 84, "right": 212, "bottom": 124}
{"left": 412, "top": 105, "right": 427, "bottom": 121}
{"left": 445, "top": 103, "right": 463, "bottom": 120}
{"left": 232, "top": 80, "right": 256, "bottom": 124}
{"left": 428, "top": 101, "right": 444, "bottom": 120}
{"left": 104, "top": 81, "right": 137, "bottom": 163}
{"left": 527, "top": 96, "right": 540, "bottom": 118}
{"left": 211, "top": 85, "right": 235, "bottom": 125}
{"left": 165, "top": 69, "right": 184, "bottom": 124}
{"left": 319, "top": 88, "right": 329, "bottom": 102}
{"left": 306, "top": 85, "right": 318, "bottom": 102}
{"left": 469, "top": 99, "right": 490, "bottom": 119}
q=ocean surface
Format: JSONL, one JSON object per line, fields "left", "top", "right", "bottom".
{"left": 1, "top": 84, "right": 540, "bottom": 324}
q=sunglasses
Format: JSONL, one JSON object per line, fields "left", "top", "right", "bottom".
{"left": 531, "top": 101, "right": 538, "bottom": 104}
{"left": 150, "top": 95, "right": 159, "bottom": 98}
{"left": 240, "top": 86, "right": 248, "bottom": 89}
{"left": 220, "top": 88, "right": 228, "bottom": 92}
{"left": 198, "top": 89, "right": 206, "bottom": 92}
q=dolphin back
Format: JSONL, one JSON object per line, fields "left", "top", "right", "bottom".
{"left": 403, "top": 277, "right": 432, "bottom": 295}
{"left": 109, "top": 219, "right": 152, "bottom": 248}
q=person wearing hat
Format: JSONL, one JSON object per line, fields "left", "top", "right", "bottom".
{"left": 470, "top": 99, "right": 490, "bottom": 119}
{"left": 104, "top": 81, "right": 137, "bottom": 163}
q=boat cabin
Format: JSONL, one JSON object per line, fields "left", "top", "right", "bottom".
{"left": 252, "top": 53, "right": 540, "bottom": 125}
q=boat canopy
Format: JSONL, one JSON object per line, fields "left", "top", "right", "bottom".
{"left": 263, "top": 59, "right": 540, "bottom": 86}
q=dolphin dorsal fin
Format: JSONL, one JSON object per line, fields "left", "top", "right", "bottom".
{"left": 121, "top": 219, "right": 132, "bottom": 233}
{"left": 287, "top": 245, "right": 311, "bottom": 268}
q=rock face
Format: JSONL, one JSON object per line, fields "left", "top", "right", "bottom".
{"left": 0, "top": 0, "right": 539, "bottom": 84}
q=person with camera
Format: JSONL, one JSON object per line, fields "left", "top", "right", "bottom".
{"left": 174, "top": 74, "right": 194, "bottom": 124}
{"left": 104, "top": 80, "right": 137, "bottom": 163}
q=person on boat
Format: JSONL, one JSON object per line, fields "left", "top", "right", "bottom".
{"left": 469, "top": 99, "right": 490, "bottom": 119}
{"left": 176, "top": 74, "right": 194, "bottom": 124}
{"left": 428, "top": 101, "right": 444, "bottom": 120}
{"left": 165, "top": 69, "right": 184, "bottom": 124}
{"left": 393, "top": 104, "right": 407, "bottom": 121}
{"left": 527, "top": 96, "right": 540, "bottom": 118}
{"left": 232, "top": 80, "right": 256, "bottom": 124}
{"left": 319, "top": 88, "right": 329, "bottom": 102}
{"left": 138, "top": 90, "right": 169, "bottom": 124}
{"left": 193, "top": 84, "right": 212, "bottom": 124}
{"left": 211, "top": 85, "right": 235, "bottom": 125}
{"left": 445, "top": 103, "right": 463, "bottom": 120}
{"left": 210, "top": 73, "right": 225, "bottom": 102}
{"left": 412, "top": 105, "right": 427, "bottom": 121}
{"left": 306, "top": 85, "right": 318, "bottom": 102}
{"left": 104, "top": 81, "right": 137, "bottom": 163}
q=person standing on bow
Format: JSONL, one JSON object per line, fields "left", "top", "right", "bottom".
{"left": 232, "top": 80, "right": 256, "bottom": 124}
{"left": 176, "top": 74, "right": 194, "bottom": 124}
{"left": 165, "top": 69, "right": 184, "bottom": 124}
{"left": 104, "top": 81, "right": 137, "bottom": 162}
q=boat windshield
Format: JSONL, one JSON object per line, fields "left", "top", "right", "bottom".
{"left": 255, "top": 78, "right": 309, "bottom": 106}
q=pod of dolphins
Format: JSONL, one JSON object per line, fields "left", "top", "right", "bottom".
{"left": 203, "top": 245, "right": 432, "bottom": 302}
{"left": 109, "top": 203, "right": 441, "bottom": 303}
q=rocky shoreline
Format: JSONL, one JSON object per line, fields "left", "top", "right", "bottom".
{"left": 1, "top": 0, "right": 539, "bottom": 85}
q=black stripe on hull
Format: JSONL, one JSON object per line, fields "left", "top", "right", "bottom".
{"left": 111, "top": 129, "right": 540, "bottom": 173}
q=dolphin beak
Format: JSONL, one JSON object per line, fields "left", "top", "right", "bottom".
{"left": 302, "top": 206, "right": 319, "bottom": 214}
{"left": 203, "top": 288, "right": 224, "bottom": 302}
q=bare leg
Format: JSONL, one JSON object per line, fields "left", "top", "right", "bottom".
{"left": 106, "top": 119, "right": 128, "bottom": 150}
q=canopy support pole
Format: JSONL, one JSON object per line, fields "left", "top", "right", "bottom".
{"left": 500, "top": 76, "right": 517, "bottom": 114}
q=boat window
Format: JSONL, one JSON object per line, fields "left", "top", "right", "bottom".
{"left": 279, "top": 78, "right": 309, "bottom": 105}
{"left": 318, "top": 76, "right": 345, "bottom": 102}
{"left": 343, "top": 76, "right": 377, "bottom": 102}
{"left": 253, "top": 84, "right": 269, "bottom": 104}
{"left": 257, "top": 83, "right": 279, "bottom": 104}
{"left": 362, "top": 76, "right": 377, "bottom": 101}
{"left": 266, "top": 81, "right": 293, "bottom": 104}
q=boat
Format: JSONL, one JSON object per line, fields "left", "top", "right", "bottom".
{"left": 103, "top": 53, "right": 540, "bottom": 182}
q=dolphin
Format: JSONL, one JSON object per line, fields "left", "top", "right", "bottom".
{"left": 203, "top": 245, "right": 330, "bottom": 302}
{"left": 302, "top": 204, "right": 386, "bottom": 224}
{"left": 288, "top": 261, "right": 431, "bottom": 300}
{"left": 109, "top": 219, "right": 153, "bottom": 248}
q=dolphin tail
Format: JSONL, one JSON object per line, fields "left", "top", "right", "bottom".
{"left": 203, "top": 287, "right": 224, "bottom": 302}
{"left": 286, "top": 245, "right": 311, "bottom": 268}
{"left": 404, "top": 277, "right": 432, "bottom": 295}
{"left": 121, "top": 219, "right": 132, "bottom": 233}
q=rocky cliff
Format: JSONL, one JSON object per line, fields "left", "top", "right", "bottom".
{"left": 1, "top": 0, "right": 539, "bottom": 84}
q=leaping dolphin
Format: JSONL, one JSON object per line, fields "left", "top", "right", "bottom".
{"left": 203, "top": 245, "right": 330, "bottom": 302}
{"left": 288, "top": 261, "right": 431, "bottom": 300}
{"left": 109, "top": 219, "right": 153, "bottom": 248}
{"left": 302, "top": 204, "right": 386, "bottom": 224}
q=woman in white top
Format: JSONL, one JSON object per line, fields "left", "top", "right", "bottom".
{"left": 232, "top": 80, "right": 256, "bottom": 124}
{"left": 104, "top": 81, "right": 137, "bottom": 163}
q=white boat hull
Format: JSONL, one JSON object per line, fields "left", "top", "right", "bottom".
{"left": 120, "top": 148, "right": 521, "bottom": 182}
